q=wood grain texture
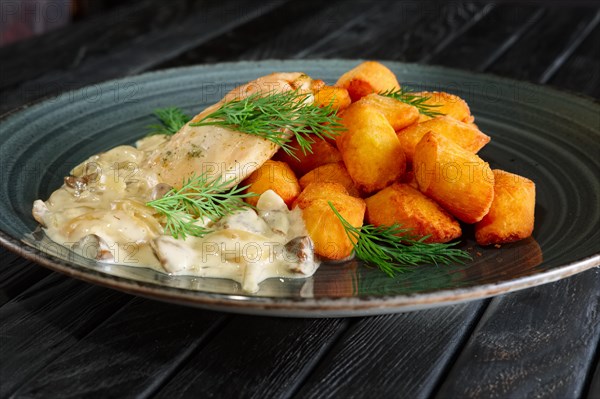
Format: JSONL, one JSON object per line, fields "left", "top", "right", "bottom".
{"left": 293, "top": 301, "right": 487, "bottom": 399}
{"left": 12, "top": 298, "right": 226, "bottom": 398}
{"left": 0, "top": 0, "right": 287, "bottom": 114}
{"left": 244, "top": 0, "right": 385, "bottom": 60}
{"left": 155, "top": 316, "right": 349, "bottom": 398}
{"left": 167, "top": 0, "right": 488, "bottom": 64}
{"left": 0, "top": 274, "right": 132, "bottom": 397}
{"left": 155, "top": 0, "right": 345, "bottom": 67}
{"left": 486, "top": 6, "right": 599, "bottom": 82}
{"left": 588, "top": 357, "right": 600, "bottom": 399}
{"left": 426, "top": 4, "right": 546, "bottom": 70}
{"left": 550, "top": 23, "right": 600, "bottom": 98}
{"left": 0, "top": 0, "right": 185, "bottom": 91}
{"left": 0, "top": 248, "right": 51, "bottom": 306}
{"left": 295, "top": 1, "right": 488, "bottom": 61}
{"left": 435, "top": 269, "right": 600, "bottom": 399}
{"left": 537, "top": 10, "right": 600, "bottom": 83}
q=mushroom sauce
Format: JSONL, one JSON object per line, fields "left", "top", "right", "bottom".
{"left": 32, "top": 135, "right": 319, "bottom": 293}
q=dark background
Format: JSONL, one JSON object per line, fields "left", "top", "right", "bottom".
{"left": 1, "top": 1, "right": 599, "bottom": 398}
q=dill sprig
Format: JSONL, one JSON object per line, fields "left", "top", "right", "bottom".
{"left": 329, "top": 202, "right": 471, "bottom": 277}
{"left": 189, "top": 90, "right": 344, "bottom": 159}
{"left": 380, "top": 88, "right": 444, "bottom": 118}
{"left": 147, "top": 107, "right": 190, "bottom": 136}
{"left": 146, "top": 173, "right": 256, "bottom": 239}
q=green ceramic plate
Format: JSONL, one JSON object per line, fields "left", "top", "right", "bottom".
{"left": 1, "top": 60, "right": 598, "bottom": 317}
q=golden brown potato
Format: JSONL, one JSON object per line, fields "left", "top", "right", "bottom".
{"left": 294, "top": 182, "right": 366, "bottom": 260}
{"left": 475, "top": 170, "right": 536, "bottom": 246}
{"left": 309, "top": 78, "right": 326, "bottom": 93}
{"left": 313, "top": 86, "right": 352, "bottom": 111}
{"left": 397, "top": 115, "right": 490, "bottom": 164}
{"left": 299, "top": 162, "right": 360, "bottom": 197}
{"left": 355, "top": 94, "right": 420, "bottom": 131}
{"left": 414, "top": 91, "right": 474, "bottom": 123}
{"left": 414, "top": 132, "right": 494, "bottom": 224}
{"left": 273, "top": 137, "right": 343, "bottom": 177}
{"left": 366, "top": 183, "right": 462, "bottom": 243}
{"left": 335, "top": 61, "right": 400, "bottom": 102}
{"left": 292, "top": 182, "right": 349, "bottom": 209}
{"left": 337, "top": 102, "right": 406, "bottom": 194}
{"left": 243, "top": 160, "right": 300, "bottom": 208}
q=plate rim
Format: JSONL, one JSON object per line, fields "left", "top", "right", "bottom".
{"left": 2, "top": 59, "right": 599, "bottom": 123}
{"left": 2, "top": 228, "right": 599, "bottom": 317}
{"left": 1, "top": 59, "right": 599, "bottom": 317}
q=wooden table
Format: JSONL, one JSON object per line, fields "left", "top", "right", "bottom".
{"left": 1, "top": 1, "right": 599, "bottom": 398}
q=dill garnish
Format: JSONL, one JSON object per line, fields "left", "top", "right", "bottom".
{"left": 329, "top": 202, "right": 471, "bottom": 277}
{"left": 189, "top": 90, "right": 344, "bottom": 159}
{"left": 146, "top": 173, "right": 256, "bottom": 239}
{"left": 380, "top": 88, "right": 444, "bottom": 118}
{"left": 147, "top": 107, "right": 190, "bottom": 136}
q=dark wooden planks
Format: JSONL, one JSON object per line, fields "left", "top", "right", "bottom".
{"left": 426, "top": 4, "right": 546, "bottom": 71}
{"left": 159, "top": 0, "right": 386, "bottom": 64}
{"left": 588, "top": 356, "right": 600, "bottom": 399}
{"left": 0, "top": 249, "right": 51, "bottom": 306}
{"left": 0, "top": 273, "right": 132, "bottom": 397}
{"left": 246, "top": 0, "right": 387, "bottom": 60}
{"left": 155, "top": 0, "right": 345, "bottom": 67}
{"left": 550, "top": 23, "right": 600, "bottom": 98}
{"left": 168, "top": 0, "right": 490, "bottom": 63}
{"left": 12, "top": 297, "right": 226, "bottom": 398}
{"left": 293, "top": 301, "right": 487, "bottom": 399}
{"left": 155, "top": 316, "right": 349, "bottom": 398}
{"left": 0, "top": 0, "right": 188, "bottom": 91}
{"left": 435, "top": 269, "right": 600, "bottom": 399}
{"left": 537, "top": 10, "right": 600, "bottom": 84}
{"left": 0, "top": 0, "right": 288, "bottom": 114}
{"left": 485, "top": 6, "right": 599, "bottom": 81}
{"left": 283, "top": 1, "right": 490, "bottom": 61}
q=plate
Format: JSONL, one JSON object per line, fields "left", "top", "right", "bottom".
{"left": 0, "top": 60, "right": 599, "bottom": 317}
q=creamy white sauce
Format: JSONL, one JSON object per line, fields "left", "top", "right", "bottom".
{"left": 32, "top": 135, "right": 319, "bottom": 293}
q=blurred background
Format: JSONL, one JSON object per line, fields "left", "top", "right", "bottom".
{"left": 0, "top": 0, "right": 127, "bottom": 46}
{"left": 0, "top": 1, "right": 598, "bottom": 120}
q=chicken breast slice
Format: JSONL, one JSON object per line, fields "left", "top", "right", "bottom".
{"left": 145, "top": 72, "right": 319, "bottom": 187}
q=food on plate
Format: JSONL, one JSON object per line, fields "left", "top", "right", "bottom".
{"left": 414, "top": 91, "right": 474, "bottom": 123}
{"left": 399, "top": 170, "right": 419, "bottom": 189}
{"left": 335, "top": 60, "right": 401, "bottom": 101}
{"left": 32, "top": 72, "right": 336, "bottom": 292}
{"left": 337, "top": 102, "right": 406, "bottom": 194}
{"left": 152, "top": 190, "right": 317, "bottom": 292}
{"left": 414, "top": 131, "right": 495, "bottom": 224}
{"left": 313, "top": 85, "right": 352, "bottom": 111}
{"left": 365, "top": 183, "right": 461, "bottom": 243}
{"left": 294, "top": 182, "right": 366, "bottom": 259}
{"left": 475, "top": 170, "right": 536, "bottom": 246}
{"left": 32, "top": 60, "right": 535, "bottom": 292}
{"left": 273, "top": 137, "right": 342, "bottom": 176}
{"left": 243, "top": 160, "right": 300, "bottom": 207}
{"left": 144, "top": 72, "right": 317, "bottom": 188}
{"left": 328, "top": 200, "right": 471, "bottom": 277}
{"left": 354, "top": 93, "right": 420, "bottom": 131}
{"left": 397, "top": 115, "right": 490, "bottom": 164}
{"left": 298, "top": 162, "right": 360, "bottom": 197}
